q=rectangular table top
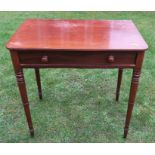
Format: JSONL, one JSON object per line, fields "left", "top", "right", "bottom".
{"left": 6, "top": 19, "right": 148, "bottom": 51}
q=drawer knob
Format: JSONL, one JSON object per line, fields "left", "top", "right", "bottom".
{"left": 107, "top": 55, "right": 115, "bottom": 63}
{"left": 41, "top": 55, "right": 48, "bottom": 63}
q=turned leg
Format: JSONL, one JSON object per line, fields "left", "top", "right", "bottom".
{"left": 16, "top": 69, "right": 34, "bottom": 137}
{"left": 116, "top": 68, "right": 123, "bottom": 102}
{"left": 35, "top": 68, "right": 42, "bottom": 100}
{"left": 10, "top": 51, "right": 34, "bottom": 137}
{"left": 124, "top": 69, "right": 141, "bottom": 138}
{"left": 123, "top": 52, "right": 144, "bottom": 138}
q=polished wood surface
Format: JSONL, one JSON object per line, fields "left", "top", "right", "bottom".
{"left": 6, "top": 19, "right": 148, "bottom": 51}
{"left": 7, "top": 19, "right": 148, "bottom": 138}
{"left": 18, "top": 51, "right": 136, "bottom": 68}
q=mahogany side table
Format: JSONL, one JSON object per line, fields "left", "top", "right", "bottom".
{"left": 6, "top": 19, "right": 148, "bottom": 138}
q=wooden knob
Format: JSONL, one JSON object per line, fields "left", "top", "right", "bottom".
{"left": 41, "top": 55, "right": 48, "bottom": 63}
{"left": 107, "top": 55, "right": 115, "bottom": 63}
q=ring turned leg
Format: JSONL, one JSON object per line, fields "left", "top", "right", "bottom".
{"left": 16, "top": 69, "right": 34, "bottom": 137}
{"left": 116, "top": 68, "right": 123, "bottom": 102}
{"left": 35, "top": 68, "right": 42, "bottom": 100}
{"left": 11, "top": 51, "right": 34, "bottom": 137}
{"left": 123, "top": 52, "right": 144, "bottom": 138}
{"left": 124, "top": 69, "right": 140, "bottom": 138}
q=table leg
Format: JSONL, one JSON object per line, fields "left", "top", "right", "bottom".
{"left": 116, "top": 68, "right": 123, "bottom": 102}
{"left": 124, "top": 52, "right": 144, "bottom": 138}
{"left": 124, "top": 69, "right": 141, "bottom": 138}
{"left": 10, "top": 51, "right": 34, "bottom": 137}
{"left": 16, "top": 69, "right": 34, "bottom": 137}
{"left": 35, "top": 68, "right": 42, "bottom": 100}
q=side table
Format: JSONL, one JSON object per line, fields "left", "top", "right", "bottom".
{"left": 6, "top": 19, "right": 148, "bottom": 138}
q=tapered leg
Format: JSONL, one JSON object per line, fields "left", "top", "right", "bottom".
{"left": 116, "top": 68, "right": 123, "bottom": 102}
{"left": 35, "top": 68, "right": 42, "bottom": 99}
{"left": 123, "top": 52, "right": 144, "bottom": 138}
{"left": 124, "top": 69, "right": 141, "bottom": 138}
{"left": 16, "top": 69, "right": 34, "bottom": 137}
{"left": 10, "top": 51, "right": 34, "bottom": 137}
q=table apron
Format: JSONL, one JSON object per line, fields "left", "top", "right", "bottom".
{"left": 18, "top": 51, "right": 137, "bottom": 69}
{"left": 20, "top": 64, "right": 135, "bottom": 68}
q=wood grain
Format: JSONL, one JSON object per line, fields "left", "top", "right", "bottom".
{"left": 6, "top": 19, "right": 148, "bottom": 51}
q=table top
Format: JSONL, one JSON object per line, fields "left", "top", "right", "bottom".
{"left": 6, "top": 19, "right": 148, "bottom": 51}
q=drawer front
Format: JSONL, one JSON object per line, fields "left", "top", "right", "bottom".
{"left": 18, "top": 51, "right": 136, "bottom": 68}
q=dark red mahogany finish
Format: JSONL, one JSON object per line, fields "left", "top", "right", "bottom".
{"left": 6, "top": 19, "right": 148, "bottom": 138}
